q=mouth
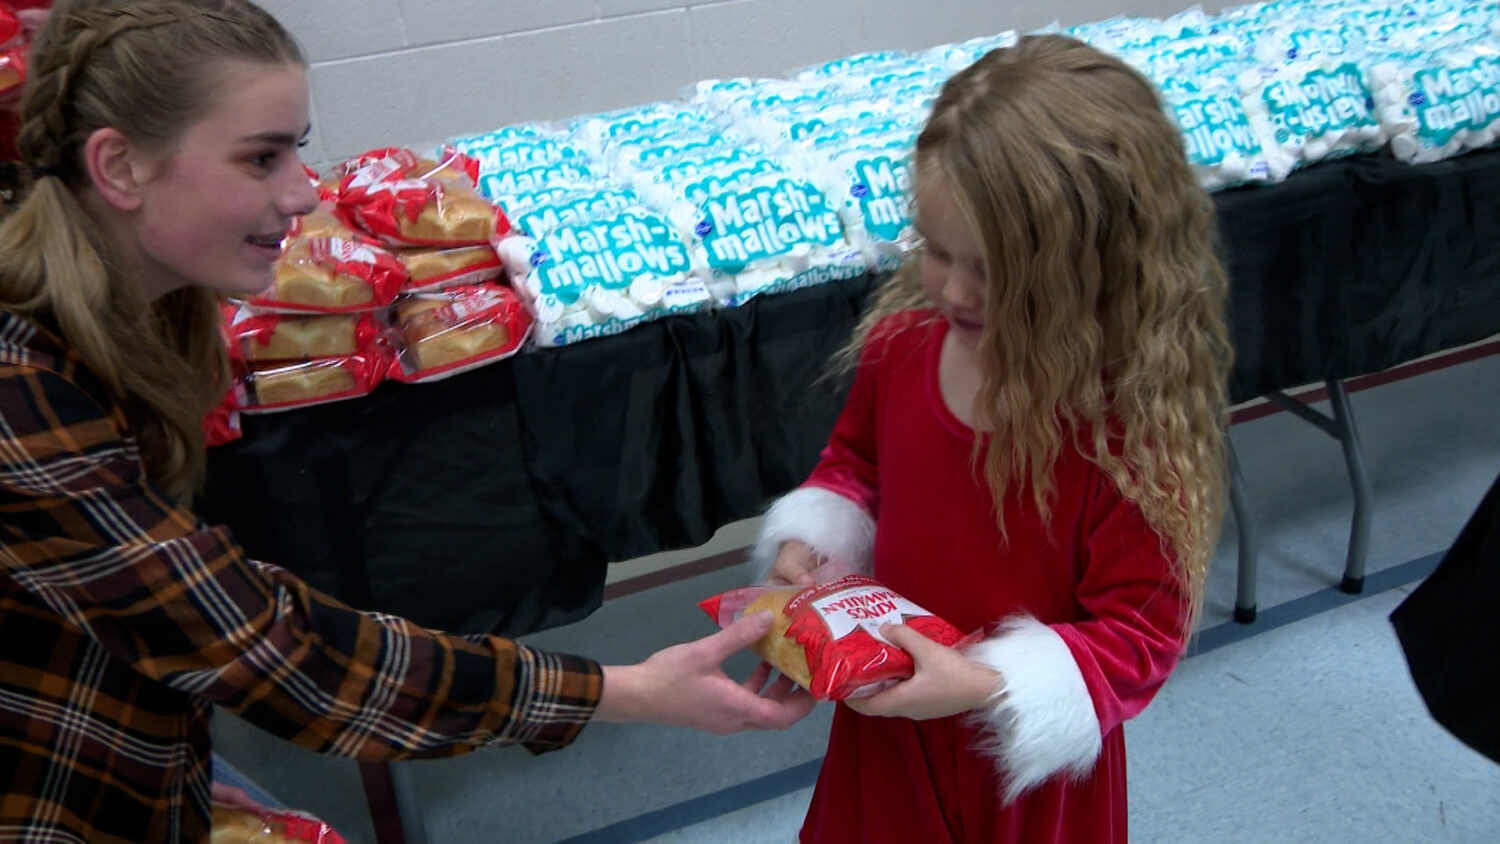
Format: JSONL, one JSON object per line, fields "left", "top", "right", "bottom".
{"left": 948, "top": 315, "right": 984, "bottom": 333}
{"left": 245, "top": 231, "right": 287, "bottom": 261}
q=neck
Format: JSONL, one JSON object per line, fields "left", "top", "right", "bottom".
{"left": 78, "top": 188, "right": 180, "bottom": 302}
{"left": 939, "top": 330, "right": 987, "bottom": 429}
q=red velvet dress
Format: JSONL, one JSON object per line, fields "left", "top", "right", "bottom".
{"left": 796, "top": 313, "right": 1189, "bottom": 843}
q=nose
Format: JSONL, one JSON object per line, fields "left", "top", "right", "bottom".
{"left": 941, "top": 272, "right": 983, "bottom": 311}
{"left": 281, "top": 165, "right": 322, "bottom": 216}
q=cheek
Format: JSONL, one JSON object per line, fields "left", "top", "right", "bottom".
{"left": 918, "top": 254, "right": 943, "bottom": 297}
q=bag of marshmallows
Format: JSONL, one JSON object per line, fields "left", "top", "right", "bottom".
{"left": 699, "top": 574, "right": 966, "bottom": 701}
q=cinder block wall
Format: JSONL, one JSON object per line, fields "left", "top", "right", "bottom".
{"left": 256, "top": 0, "right": 1232, "bottom": 167}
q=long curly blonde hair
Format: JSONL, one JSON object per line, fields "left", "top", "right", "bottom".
{"left": 844, "top": 35, "right": 1232, "bottom": 630}
{"left": 0, "top": 0, "right": 303, "bottom": 502}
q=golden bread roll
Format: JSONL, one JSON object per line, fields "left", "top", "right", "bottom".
{"left": 414, "top": 156, "right": 476, "bottom": 186}
{"left": 743, "top": 589, "right": 813, "bottom": 689}
{"left": 293, "top": 204, "right": 358, "bottom": 241}
{"left": 399, "top": 186, "right": 496, "bottom": 243}
{"left": 243, "top": 315, "right": 359, "bottom": 361}
{"left": 399, "top": 245, "right": 499, "bottom": 285}
{"left": 251, "top": 362, "right": 356, "bottom": 406}
{"left": 268, "top": 239, "right": 375, "bottom": 308}
{"left": 396, "top": 297, "right": 510, "bottom": 371}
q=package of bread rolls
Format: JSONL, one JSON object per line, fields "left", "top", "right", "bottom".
{"left": 329, "top": 146, "right": 480, "bottom": 188}
{"left": 286, "top": 202, "right": 366, "bottom": 242}
{"left": 210, "top": 804, "right": 345, "bottom": 844}
{"left": 699, "top": 574, "right": 966, "bottom": 701}
{"left": 224, "top": 305, "right": 382, "bottom": 362}
{"left": 398, "top": 243, "right": 504, "bottom": 294}
{"left": 247, "top": 237, "right": 408, "bottom": 314}
{"left": 334, "top": 147, "right": 510, "bottom": 248}
{"left": 204, "top": 391, "right": 242, "bottom": 448}
{"left": 236, "top": 350, "right": 388, "bottom": 413}
{"left": 387, "top": 282, "right": 532, "bottom": 383}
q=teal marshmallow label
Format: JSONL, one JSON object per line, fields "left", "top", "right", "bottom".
{"left": 697, "top": 179, "right": 844, "bottom": 274}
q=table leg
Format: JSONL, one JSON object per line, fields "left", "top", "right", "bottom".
{"left": 359, "top": 762, "right": 428, "bottom": 844}
{"left": 1325, "top": 379, "right": 1371, "bottom": 593}
{"left": 1229, "top": 439, "right": 1259, "bottom": 624}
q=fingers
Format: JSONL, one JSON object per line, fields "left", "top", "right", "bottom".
{"left": 758, "top": 671, "right": 800, "bottom": 702}
{"left": 767, "top": 559, "right": 813, "bottom": 586}
{"left": 880, "top": 623, "right": 939, "bottom": 660}
{"left": 745, "top": 689, "right": 818, "bottom": 729}
{"left": 767, "top": 541, "right": 820, "bottom": 586}
{"left": 740, "top": 661, "right": 773, "bottom": 693}
{"left": 843, "top": 690, "right": 885, "bottom": 717}
{"left": 700, "top": 610, "right": 774, "bottom": 661}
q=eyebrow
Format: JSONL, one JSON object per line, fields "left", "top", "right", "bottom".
{"left": 239, "top": 126, "right": 312, "bottom": 146}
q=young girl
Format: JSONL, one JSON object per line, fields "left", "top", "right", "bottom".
{"left": 755, "top": 35, "right": 1232, "bottom": 842}
{"left": 0, "top": 2, "right": 810, "bottom": 840}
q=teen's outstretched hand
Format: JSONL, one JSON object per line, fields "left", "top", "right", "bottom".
{"left": 596, "top": 611, "right": 818, "bottom": 734}
{"left": 843, "top": 624, "right": 1002, "bottom": 721}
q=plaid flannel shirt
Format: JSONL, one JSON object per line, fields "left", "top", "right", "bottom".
{"left": 0, "top": 310, "right": 603, "bottom": 843}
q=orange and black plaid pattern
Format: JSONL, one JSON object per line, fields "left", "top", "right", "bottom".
{"left": 0, "top": 311, "right": 603, "bottom": 843}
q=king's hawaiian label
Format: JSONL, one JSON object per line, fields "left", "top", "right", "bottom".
{"left": 798, "top": 581, "right": 937, "bottom": 646}
{"left": 696, "top": 179, "right": 844, "bottom": 273}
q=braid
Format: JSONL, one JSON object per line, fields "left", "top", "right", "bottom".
{"left": 18, "top": 6, "right": 190, "bottom": 177}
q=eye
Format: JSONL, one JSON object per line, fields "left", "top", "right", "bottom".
{"left": 248, "top": 150, "right": 279, "bottom": 171}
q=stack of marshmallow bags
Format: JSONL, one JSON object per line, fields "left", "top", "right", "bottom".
{"left": 448, "top": 0, "right": 1497, "bottom": 348}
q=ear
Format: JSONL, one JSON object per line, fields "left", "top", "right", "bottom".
{"left": 83, "top": 127, "right": 156, "bottom": 212}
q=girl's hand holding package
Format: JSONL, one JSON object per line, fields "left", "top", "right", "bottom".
{"left": 842, "top": 623, "right": 1002, "bottom": 721}
{"left": 767, "top": 539, "right": 823, "bottom": 587}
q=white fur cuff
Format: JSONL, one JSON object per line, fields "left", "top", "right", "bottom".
{"left": 747, "top": 487, "right": 874, "bottom": 582}
{"left": 966, "top": 617, "right": 1103, "bottom": 803}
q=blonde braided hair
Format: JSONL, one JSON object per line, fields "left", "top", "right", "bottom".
{"left": 0, "top": 0, "right": 303, "bottom": 502}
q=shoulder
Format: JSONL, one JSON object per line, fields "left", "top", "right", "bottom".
{"left": 0, "top": 309, "right": 115, "bottom": 409}
{"left": 0, "top": 314, "right": 134, "bottom": 487}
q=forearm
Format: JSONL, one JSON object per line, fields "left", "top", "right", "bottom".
{"left": 197, "top": 560, "right": 603, "bottom": 759}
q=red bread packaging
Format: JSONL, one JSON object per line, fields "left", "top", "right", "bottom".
{"left": 248, "top": 237, "right": 408, "bottom": 313}
{"left": 210, "top": 803, "right": 346, "bottom": 844}
{"left": 0, "top": 46, "right": 25, "bottom": 95}
{"left": 286, "top": 201, "right": 368, "bottom": 242}
{"left": 224, "top": 305, "right": 382, "bottom": 362}
{"left": 699, "top": 574, "right": 968, "bottom": 701}
{"left": 204, "top": 393, "right": 242, "bottom": 448}
{"left": 236, "top": 349, "right": 389, "bottom": 413}
{"left": 398, "top": 243, "right": 504, "bottom": 293}
{"left": 387, "top": 282, "right": 532, "bottom": 383}
{"left": 334, "top": 147, "right": 510, "bottom": 248}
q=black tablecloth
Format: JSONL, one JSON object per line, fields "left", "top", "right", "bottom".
{"left": 202, "top": 147, "right": 1500, "bottom": 637}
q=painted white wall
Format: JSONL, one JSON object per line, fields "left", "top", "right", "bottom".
{"left": 255, "top": 1, "right": 1237, "bottom": 167}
